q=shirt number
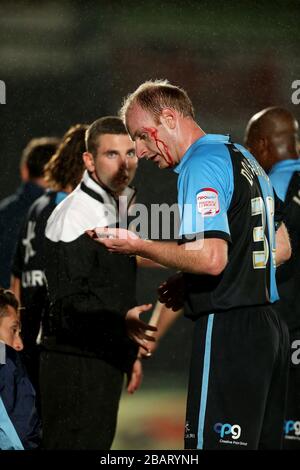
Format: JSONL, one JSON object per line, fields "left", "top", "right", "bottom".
{"left": 251, "top": 196, "right": 275, "bottom": 269}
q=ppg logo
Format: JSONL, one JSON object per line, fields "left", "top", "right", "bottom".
{"left": 284, "top": 420, "right": 300, "bottom": 436}
{"left": 214, "top": 422, "right": 241, "bottom": 440}
{"left": 0, "top": 80, "right": 6, "bottom": 104}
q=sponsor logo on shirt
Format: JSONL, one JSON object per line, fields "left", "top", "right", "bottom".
{"left": 21, "top": 270, "right": 46, "bottom": 288}
{"left": 196, "top": 188, "right": 219, "bottom": 217}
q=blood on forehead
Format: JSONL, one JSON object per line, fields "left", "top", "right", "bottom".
{"left": 142, "top": 127, "right": 174, "bottom": 166}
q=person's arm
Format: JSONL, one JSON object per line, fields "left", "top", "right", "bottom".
{"left": 88, "top": 152, "right": 232, "bottom": 275}
{"left": 136, "top": 255, "right": 166, "bottom": 269}
{"left": 137, "top": 238, "right": 228, "bottom": 275}
{"left": 273, "top": 190, "right": 291, "bottom": 266}
{"left": 126, "top": 358, "right": 143, "bottom": 394}
{"left": 138, "top": 301, "right": 184, "bottom": 358}
{"left": 275, "top": 222, "right": 291, "bottom": 266}
{"left": 153, "top": 303, "right": 183, "bottom": 342}
{"left": 88, "top": 228, "right": 228, "bottom": 276}
{"left": 125, "top": 303, "right": 157, "bottom": 351}
{"left": 10, "top": 275, "right": 21, "bottom": 302}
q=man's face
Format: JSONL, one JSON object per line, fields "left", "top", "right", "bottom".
{"left": 126, "top": 105, "right": 176, "bottom": 169}
{"left": 267, "top": 115, "right": 299, "bottom": 162}
{"left": 0, "top": 306, "right": 23, "bottom": 351}
{"left": 249, "top": 115, "right": 299, "bottom": 171}
{"left": 88, "top": 134, "right": 138, "bottom": 195}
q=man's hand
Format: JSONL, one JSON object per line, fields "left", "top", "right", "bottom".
{"left": 125, "top": 304, "right": 157, "bottom": 351}
{"left": 137, "top": 300, "right": 184, "bottom": 359}
{"left": 158, "top": 272, "right": 185, "bottom": 311}
{"left": 137, "top": 340, "right": 157, "bottom": 359}
{"left": 126, "top": 359, "right": 143, "bottom": 394}
{"left": 85, "top": 227, "right": 141, "bottom": 255}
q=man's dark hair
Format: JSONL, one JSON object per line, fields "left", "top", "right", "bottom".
{"left": 21, "top": 137, "right": 60, "bottom": 179}
{"left": 0, "top": 287, "right": 19, "bottom": 319}
{"left": 44, "top": 124, "right": 88, "bottom": 192}
{"left": 85, "top": 116, "right": 128, "bottom": 157}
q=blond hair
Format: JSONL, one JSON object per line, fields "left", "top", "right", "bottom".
{"left": 120, "top": 79, "right": 195, "bottom": 124}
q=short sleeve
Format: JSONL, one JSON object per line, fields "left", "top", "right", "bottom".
{"left": 177, "top": 152, "right": 233, "bottom": 242}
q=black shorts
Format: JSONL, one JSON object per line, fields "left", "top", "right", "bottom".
{"left": 185, "top": 305, "right": 289, "bottom": 450}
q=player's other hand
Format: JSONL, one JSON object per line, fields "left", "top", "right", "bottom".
{"left": 158, "top": 272, "right": 186, "bottom": 311}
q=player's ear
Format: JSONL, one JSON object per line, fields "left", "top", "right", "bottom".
{"left": 83, "top": 152, "right": 95, "bottom": 172}
{"left": 160, "top": 108, "right": 176, "bottom": 130}
{"left": 256, "top": 137, "right": 271, "bottom": 167}
{"left": 259, "top": 137, "right": 270, "bottom": 159}
{"left": 259, "top": 137, "right": 268, "bottom": 152}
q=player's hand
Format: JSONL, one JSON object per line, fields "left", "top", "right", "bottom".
{"left": 125, "top": 304, "right": 157, "bottom": 351}
{"left": 85, "top": 227, "right": 141, "bottom": 255}
{"left": 158, "top": 272, "right": 185, "bottom": 311}
{"left": 126, "top": 358, "right": 143, "bottom": 394}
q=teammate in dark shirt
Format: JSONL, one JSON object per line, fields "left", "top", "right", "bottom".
{"left": 91, "top": 80, "right": 291, "bottom": 449}
{"left": 0, "top": 288, "right": 41, "bottom": 450}
{"left": 245, "top": 106, "right": 300, "bottom": 448}
{"left": 0, "top": 137, "right": 59, "bottom": 288}
{"left": 10, "top": 125, "right": 87, "bottom": 400}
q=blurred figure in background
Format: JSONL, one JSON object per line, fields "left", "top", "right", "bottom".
{"left": 245, "top": 107, "right": 300, "bottom": 449}
{"left": 0, "top": 288, "right": 41, "bottom": 450}
{"left": 10, "top": 124, "right": 87, "bottom": 407}
{"left": 0, "top": 137, "right": 59, "bottom": 288}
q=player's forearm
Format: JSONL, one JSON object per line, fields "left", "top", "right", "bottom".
{"left": 138, "top": 302, "right": 184, "bottom": 358}
{"left": 136, "top": 255, "right": 166, "bottom": 269}
{"left": 135, "top": 239, "right": 221, "bottom": 275}
{"left": 153, "top": 302, "right": 184, "bottom": 341}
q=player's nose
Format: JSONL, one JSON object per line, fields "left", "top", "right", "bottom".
{"left": 13, "top": 334, "right": 24, "bottom": 351}
{"left": 135, "top": 140, "right": 147, "bottom": 160}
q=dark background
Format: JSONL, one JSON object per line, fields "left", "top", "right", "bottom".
{"left": 0, "top": 0, "right": 299, "bottom": 378}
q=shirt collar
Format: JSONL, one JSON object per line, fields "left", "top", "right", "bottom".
{"left": 269, "top": 158, "right": 300, "bottom": 175}
{"left": 17, "top": 181, "right": 44, "bottom": 199}
{"left": 174, "top": 134, "right": 231, "bottom": 174}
